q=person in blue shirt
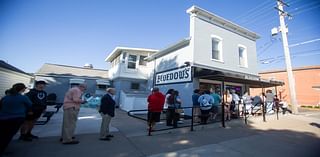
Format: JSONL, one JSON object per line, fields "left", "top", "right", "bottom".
{"left": 210, "top": 88, "right": 221, "bottom": 121}
{"left": 192, "top": 89, "right": 201, "bottom": 123}
{"left": 0, "top": 83, "right": 32, "bottom": 155}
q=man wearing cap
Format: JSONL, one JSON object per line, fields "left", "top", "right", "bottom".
{"left": 20, "top": 80, "right": 47, "bottom": 141}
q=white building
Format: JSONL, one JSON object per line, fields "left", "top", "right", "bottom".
{"left": 105, "top": 47, "right": 157, "bottom": 110}
{"left": 105, "top": 6, "right": 282, "bottom": 112}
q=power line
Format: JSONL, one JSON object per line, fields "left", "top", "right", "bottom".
{"left": 257, "top": 37, "right": 279, "bottom": 57}
{"left": 235, "top": 0, "right": 273, "bottom": 22}
{"left": 292, "top": 4, "right": 320, "bottom": 16}
{"left": 259, "top": 48, "right": 320, "bottom": 63}
{"left": 289, "top": 38, "right": 320, "bottom": 47}
{"left": 289, "top": 1, "right": 320, "bottom": 15}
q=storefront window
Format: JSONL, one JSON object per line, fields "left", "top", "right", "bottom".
{"left": 199, "top": 83, "right": 222, "bottom": 96}
{"left": 226, "top": 85, "right": 242, "bottom": 96}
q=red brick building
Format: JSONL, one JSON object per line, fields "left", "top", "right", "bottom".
{"left": 254, "top": 66, "right": 320, "bottom": 106}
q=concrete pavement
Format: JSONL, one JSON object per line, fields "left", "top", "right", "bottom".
{"left": 3, "top": 108, "right": 320, "bottom": 157}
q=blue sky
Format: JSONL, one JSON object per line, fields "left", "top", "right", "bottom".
{"left": 1, "top": 0, "right": 319, "bottom": 73}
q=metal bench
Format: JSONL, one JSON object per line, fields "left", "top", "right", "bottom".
{"left": 35, "top": 111, "right": 55, "bottom": 125}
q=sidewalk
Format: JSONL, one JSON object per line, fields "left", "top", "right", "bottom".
{"left": 4, "top": 108, "right": 320, "bottom": 157}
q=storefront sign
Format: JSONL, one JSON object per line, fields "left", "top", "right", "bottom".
{"left": 155, "top": 66, "right": 192, "bottom": 85}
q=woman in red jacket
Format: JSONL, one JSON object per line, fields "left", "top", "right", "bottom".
{"left": 147, "top": 87, "right": 165, "bottom": 131}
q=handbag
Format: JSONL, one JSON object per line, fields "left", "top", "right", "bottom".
{"left": 175, "top": 108, "right": 184, "bottom": 113}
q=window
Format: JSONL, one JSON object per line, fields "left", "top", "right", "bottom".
{"left": 131, "top": 83, "right": 140, "bottom": 90}
{"left": 122, "top": 52, "right": 127, "bottom": 60}
{"left": 127, "top": 55, "right": 137, "bottom": 69}
{"left": 238, "top": 45, "right": 247, "bottom": 67}
{"left": 211, "top": 36, "right": 222, "bottom": 61}
{"left": 97, "top": 84, "right": 107, "bottom": 90}
{"left": 139, "top": 55, "right": 147, "bottom": 66}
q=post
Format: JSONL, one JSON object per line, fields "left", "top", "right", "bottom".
{"left": 275, "top": 86, "right": 279, "bottom": 120}
{"left": 191, "top": 106, "right": 194, "bottom": 131}
{"left": 221, "top": 80, "right": 225, "bottom": 128}
{"left": 262, "top": 86, "right": 266, "bottom": 122}
{"left": 276, "top": 0, "right": 299, "bottom": 114}
{"left": 244, "top": 101, "right": 247, "bottom": 125}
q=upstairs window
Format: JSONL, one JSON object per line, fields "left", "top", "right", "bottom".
{"left": 131, "top": 83, "right": 140, "bottom": 90}
{"left": 238, "top": 45, "right": 247, "bottom": 67}
{"left": 211, "top": 36, "right": 223, "bottom": 61}
{"left": 127, "top": 55, "right": 137, "bottom": 69}
{"left": 139, "top": 55, "right": 147, "bottom": 66}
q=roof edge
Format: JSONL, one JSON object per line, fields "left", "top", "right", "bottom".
{"left": 146, "top": 37, "right": 191, "bottom": 61}
{"left": 187, "top": 5, "right": 260, "bottom": 41}
{"left": 105, "top": 47, "right": 158, "bottom": 62}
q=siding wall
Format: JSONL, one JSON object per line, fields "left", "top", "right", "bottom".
{"left": 192, "top": 16, "right": 258, "bottom": 76}
{"left": 0, "top": 68, "right": 32, "bottom": 98}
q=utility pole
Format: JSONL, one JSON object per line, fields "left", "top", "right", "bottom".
{"left": 274, "top": 0, "right": 299, "bottom": 114}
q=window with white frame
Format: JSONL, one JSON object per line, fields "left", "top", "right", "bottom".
{"left": 211, "top": 36, "right": 222, "bottom": 61}
{"left": 127, "top": 54, "right": 137, "bottom": 69}
{"left": 238, "top": 45, "right": 247, "bottom": 67}
{"left": 139, "top": 55, "right": 147, "bottom": 66}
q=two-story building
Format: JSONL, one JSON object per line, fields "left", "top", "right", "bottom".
{"left": 106, "top": 6, "right": 283, "bottom": 112}
{"left": 105, "top": 47, "right": 157, "bottom": 110}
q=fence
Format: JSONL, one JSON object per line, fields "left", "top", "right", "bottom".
{"left": 128, "top": 101, "right": 282, "bottom": 136}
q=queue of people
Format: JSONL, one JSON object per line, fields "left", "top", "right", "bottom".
{"left": 1, "top": 81, "right": 292, "bottom": 154}
{"left": 0, "top": 81, "right": 118, "bottom": 155}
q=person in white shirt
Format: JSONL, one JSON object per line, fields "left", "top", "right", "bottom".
{"left": 265, "top": 90, "right": 275, "bottom": 114}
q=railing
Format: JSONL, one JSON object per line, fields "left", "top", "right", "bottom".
{"left": 128, "top": 102, "right": 280, "bottom": 136}
{"left": 128, "top": 105, "right": 228, "bottom": 136}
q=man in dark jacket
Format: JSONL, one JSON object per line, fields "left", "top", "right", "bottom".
{"left": 20, "top": 80, "right": 47, "bottom": 141}
{"left": 99, "top": 88, "right": 116, "bottom": 141}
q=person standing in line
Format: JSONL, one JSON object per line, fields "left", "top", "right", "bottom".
{"left": 99, "top": 88, "right": 116, "bottom": 141}
{"left": 147, "top": 87, "right": 165, "bottom": 131}
{"left": 231, "top": 90, "right": 240, "bottom": 116}
{"left": 265, "top": 90, "right": 275, "bottom": 114}
{"left": 60, "top": 83, "right": 87, "bottom": 144}
{"left": 224, "top": 90, "right": 232, "bottom": 121}
{"left": 173, "top": 90, "right": 183, "bottom": 126}
{"left": 192, "top": 89, "right": 201, "bottom": 123}
{"left": 279, "top": 100, "right": 292, "bottom": 115}
{"left": 20, "top": 80, "right": 47, "bottom": 141}
{"left": 210, "top": 88, "right": 221, "bottom": 121}
{"left": 165, "top": 89, "right": 175, "bottom": 126}
{"left": 198, "top": 90, "right": 214, "bottom": 124}
{"left": 242, "top": 91, "right": 252, "bottom": 115}
{"left": 0, "top": 83, "right": 32, "bottom": 155}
